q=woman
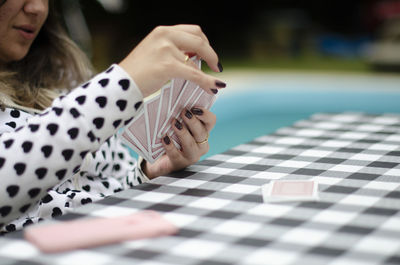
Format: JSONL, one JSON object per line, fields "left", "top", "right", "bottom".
{"left": 0, "top": 0, "right": 225, "bottom": 233}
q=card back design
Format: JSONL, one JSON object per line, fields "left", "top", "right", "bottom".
{"left": 120, "top": 56, "right": 218, "bottom": 163}
{"left": 262, "top": 180, "right": 319, "bottom": 203}
{"left": 25, "top": 211, "right": 178, "bottom": 253}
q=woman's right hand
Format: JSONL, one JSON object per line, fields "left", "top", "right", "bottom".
{"left": 118, "top": 24, "right": 224, "bottom": 98}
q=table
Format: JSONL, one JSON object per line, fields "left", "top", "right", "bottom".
{"left": 1, "top": 112, "right": 399, "bottom": 265}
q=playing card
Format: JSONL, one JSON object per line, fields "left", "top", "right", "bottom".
{"left": 123, "top": 112, "right": 151, "bottom": 161}
{"left": 121, "top": 56, "right": 218, "bottom": 164}
{"left": 156, "top": 56, "right": 205, "bottom": 139}
{"left": 121, "top": 131, "right": 147, "bottom": 160}
{"left": 144, "top": 95, "right": 160, "bottom": 153}
{"left": 25, "top": 211, "right": 178, "bottom": 253}
{"left": 162, "top": 87, "right": 202, "bottom": 145}
{"left": 191, "top": 89, "right": 217, "bottom": 110}
{"left": 187, "top": 87, "right": 204, "bottom": 109}
{"left": 152, "top": 85, "right": 171, "bottom": 149}
{"left": 170, "top": 131, "right": 181, "bottom": 149}
{"left": 168, "top": 57, "right": 200, "bottom": 113}
{"left": 169, "top": 78, "right": 186, "bottom": 114}
{"left": 158, "top": 80, "right": 201, "bottom": 139}
{"left": 261, "top": 179, "right": 319, "bottom": 203}
{"left": 149, "top": 146, "right": 165, "bottom": 162}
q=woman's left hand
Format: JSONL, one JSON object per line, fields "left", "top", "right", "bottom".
{"left": 143, "top": 107, "right": 216, "bottom": 179}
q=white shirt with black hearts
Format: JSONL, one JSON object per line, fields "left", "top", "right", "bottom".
{"left": 0, "top": 65, "right": 150, "bottom": 233}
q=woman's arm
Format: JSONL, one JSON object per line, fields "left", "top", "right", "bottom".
{"left": 0, "top": 65, "right": 143, "bottom": 225}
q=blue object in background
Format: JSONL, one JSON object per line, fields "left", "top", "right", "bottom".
{"left": 317, "top": 34, "right": 371, "bottom": 57}
{"left": 207, "top": 89, "right": 400, "bottom": 159}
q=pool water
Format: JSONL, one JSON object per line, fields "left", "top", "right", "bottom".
{"left": 128, "top": 71, "right": 400, "bottom": 161}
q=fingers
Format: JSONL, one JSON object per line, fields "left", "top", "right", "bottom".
{"left": 162, "top": 135, "right": 185, "bottom": 165}
{"left": 119, "top": 24, "right": 225, "bottom": 99}
{"left": 174, "top": 31, "right": 218, "bottom": 71}
{"left": 159, "top": 108, "right": 215, "bottom": 174}
{"left": 176, "top": 119, "right": 209, "bottom": 159}
{"left": 170, "top": 61, "right": 225, "bottom": 95}
{"left": 189, "top": 107, "right": 217, "bottom": 131}
{"left": 160, "top": 25, "right": 220, "bottom": 73}
{"left": 173, "top": 119, "right": 199, "bottom": 159}
{"left": 156, "top": 26, "right": 226, "bottom": 95}
{"left": 181, "top": 109, "right": 209, "bottom": 143}
{"left": 175, "top": 33, "right": 219, "bottom": 73}
{"left": 170, "top": 24, "right": 210, "bottom": 45}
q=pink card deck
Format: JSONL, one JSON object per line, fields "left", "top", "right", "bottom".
{"left": 121, "top": 56, "right": 217, "bottom": 164}
{"left": 262, "top": 179, "right": 319, "bottom": 203}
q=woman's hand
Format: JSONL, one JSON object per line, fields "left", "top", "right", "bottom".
{"left": 119, "top": 24, "right": 224, "bottom": 98}
{"left": 143, "top": 107, "right": 216, "bottom": 179}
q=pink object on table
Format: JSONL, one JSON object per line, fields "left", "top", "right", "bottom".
{"left": 24, "top": 210, "right": 178, "bottom": 253}
{"left": 262, "top": 179, "right": 319, "bottom": 203}
{"left": 271, "top": 181, "right": 314, "bottom": 196}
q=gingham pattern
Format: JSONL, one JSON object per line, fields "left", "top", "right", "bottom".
{"left": 1, "top": 112, "right": 399, "bottom": 265}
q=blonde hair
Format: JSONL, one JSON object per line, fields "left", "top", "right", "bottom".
{"left": 0, "top": 0, "right": 93, "bottom": 113}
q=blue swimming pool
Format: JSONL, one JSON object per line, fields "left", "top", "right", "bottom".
{"left": 207, "top": 74, "right": 400, "bottom": 158}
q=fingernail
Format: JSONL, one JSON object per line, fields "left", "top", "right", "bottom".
{"left": 185, "top": 109, "right": 193, "bottom": 119}
{"left": 211, "top": 88, "right": 218, "bottom": 94}
{"left": 217, "top": 62, "right": 223, "bottom": 72}
{"left": 191, "top": 108, "right": 203, "bottom": 115}
{"left": 163, "top": 135, "right": 170, "bottom": 145}
{"left": 215, "top": 81, "right": 226, "bottom": 88}
{"left": 175, "top": 120, "right": 183, "bottom": 130}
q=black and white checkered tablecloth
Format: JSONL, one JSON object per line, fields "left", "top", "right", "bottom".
{"left": 1, "top": 112, "right": 399, "bottom": 265}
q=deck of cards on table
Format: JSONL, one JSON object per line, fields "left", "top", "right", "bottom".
{"left": 121, "top": 57, "right": 217, "bottom": 163}
{"left": 262, "top": 179, "right": 320, "bottom": 203}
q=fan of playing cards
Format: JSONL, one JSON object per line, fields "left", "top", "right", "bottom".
{"left": 121, "top": 57, "right": 217, "bottom": 163}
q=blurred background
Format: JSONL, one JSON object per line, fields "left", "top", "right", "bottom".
{"left": 61, "top": 0, "right": 400, "bottom": 72}
{"left": 59, "top": 0, "right": 400, "bottom": 158}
